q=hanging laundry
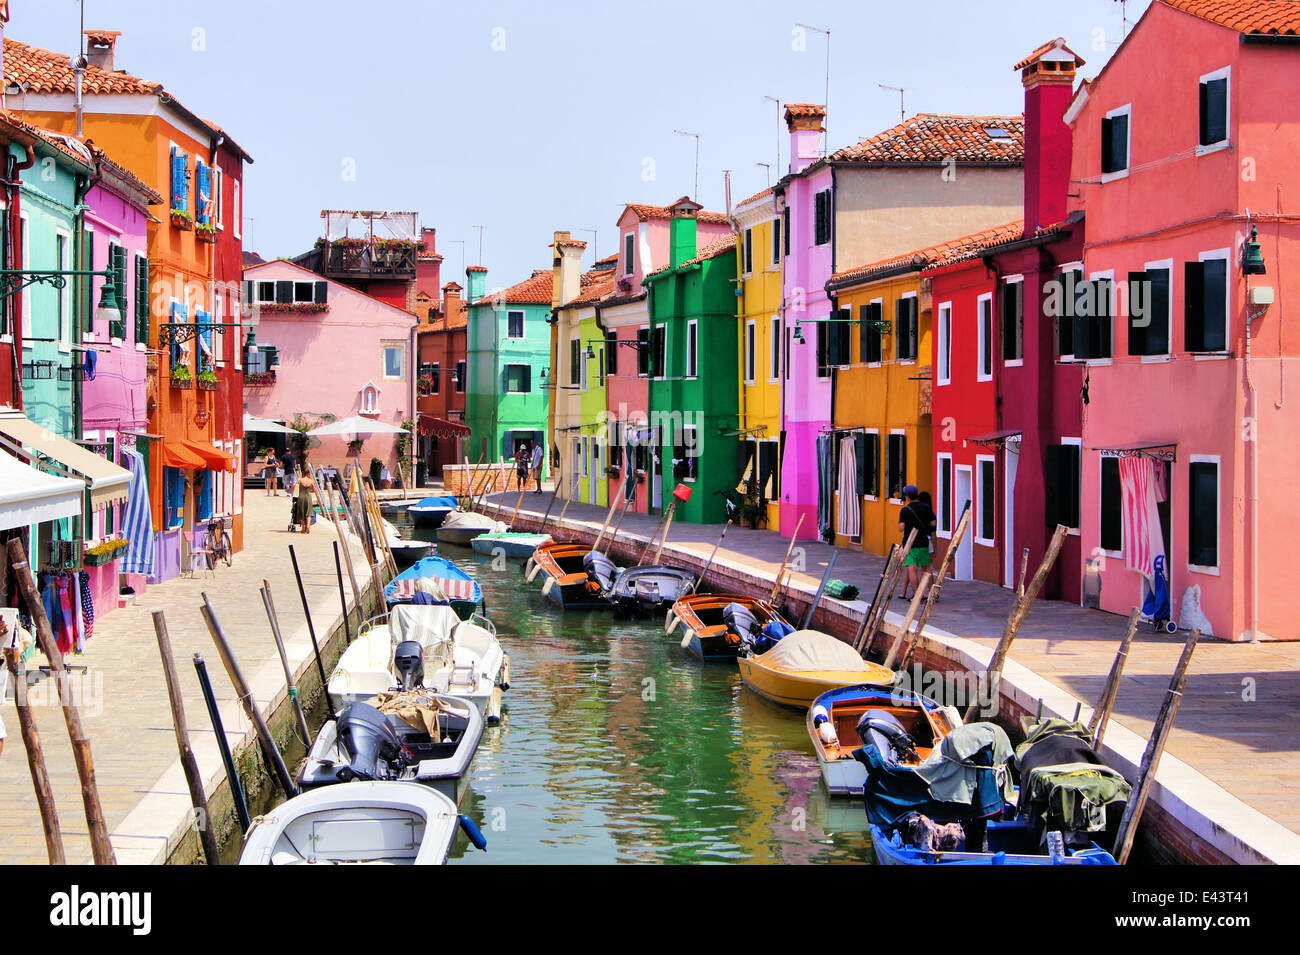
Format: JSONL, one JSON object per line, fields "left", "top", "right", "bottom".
{"left": 78, "top": 570, "right": 94, "bottom": 643}
{"left": 118, "top": 446, "right": 157, "bottom": 577}
{"left": 68, "top": 570, "right": 85, "bottom": 653}
{"left": 83, "top": 348, "right": 97, "bottom": 381}
{"left": 53, "top": 573, "right": 75, "bottom": 656}
{"left": 1119, "top": 455, "right": 1166, "bottom": 584}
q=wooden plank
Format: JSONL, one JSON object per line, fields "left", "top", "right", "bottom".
{"left": 1089, "top": 607, "right": 1141, "bottom": 749}
{"left": 3, "top": 638, "right": 65, "bottom": 864}
{"left": 898, "top": 502, "right": 971, "bottom": 672}
{"left": 863, "top": 528, "right": 916, "bottom": 656}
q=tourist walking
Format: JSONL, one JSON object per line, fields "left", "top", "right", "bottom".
{"left": 918, "top": 490, "right": 939, "bottom": 574}
{"left": 262, "top": 450, "right": 279, "bottom": 496}
{"left": 282, "top": 449, "right": 298, "bottom": 496}
{"left": 531, "top": 440, "right": 545, "bottom": 493}
{"left": 897, "top": 485, "right": 937, "bottom": 601}
{"left": 295, "top": 473, "right": 315, "bottom": 533}
{"left": 514, "top": 442, "right": 532, "bottom": 492}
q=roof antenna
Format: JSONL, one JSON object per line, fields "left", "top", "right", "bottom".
{"left": 73, "top": 0, "right": 87, "bottom": 137}
{"left": 1114, "top": 0, "right": 1130, "bottom": 39}
{"left": 879, "top": 84, "right": 906, "bottom": 124}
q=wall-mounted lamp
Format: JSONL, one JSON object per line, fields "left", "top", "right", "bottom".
{"left": 1243, "top": 224, "right": 1267, "bottom": 276}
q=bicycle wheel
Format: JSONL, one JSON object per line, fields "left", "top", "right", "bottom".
{"left": 220, "top": 532, "right": 233, "bottom": 566}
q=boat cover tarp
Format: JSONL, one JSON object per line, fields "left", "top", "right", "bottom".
{"left": 411, "top": 496, "right": 458, "bottom": 509}
{"left": 1014, "top": 719, "right": 1130, "bottom": 834}
{"left": 914, "top": 722, "right": 1015, "bottom": 805}
{"left": 752, "top": 629, "right": 872, "bottom": 672}
{"left": 854, "top": 739, "right": 1010, "bottom": 828}
{"left": 442, "top": 510, "right": 502, "bottom": 530}
{"left": 388, "top": 603, "right": 461, "bottom": 646}
{"left": 385, "top": 556, "right": 481, "bottom": 605}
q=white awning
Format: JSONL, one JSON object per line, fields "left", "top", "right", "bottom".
{"left": 0, "top": 451, "right": 83, "bottom": 531}
{"left": 0, "top": 408, "right": 130, "bottom": 509}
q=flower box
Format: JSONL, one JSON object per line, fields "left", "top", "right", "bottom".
{"left": 83, "top": 541, "right": 128, "bottom": 566}
{"left": 197, "top": 377, "right": 219, "bottom": 392}
{"left": 243, "top": 371, "right": 275, "bottom": 386}
{"left": 170, "top": 373, "right": 192, "bottom": 389}
{"left": 171, "top": 210, "right": 193, "bottom": 231}
{"left": 196, "top": 226, "right": 217, "bottom": 244}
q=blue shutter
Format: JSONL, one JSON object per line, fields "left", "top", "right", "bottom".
{"left": 196, "top": 472, "right": 213, "bottom": 521}
{"left": 164, "top": 467, "right": 185, "bottom": 527}
{"left": 198, "top": 311, "right": 212, "bottom": 372}
{"left": 169, "top": 147, "right": 180, "bottom": 209}
{"left": 169, "top": 303, "right": 182, "bottom": 367}
{"left": 196, "top": 162, "right": 211, "bottom": 224}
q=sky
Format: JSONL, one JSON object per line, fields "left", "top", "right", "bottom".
{"left": 12, "top": 0, "right": 1154, "bottom": 290}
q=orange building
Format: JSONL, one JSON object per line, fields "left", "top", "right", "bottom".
{"left": 6, "top": 30, "right": 252, "bottom": 578}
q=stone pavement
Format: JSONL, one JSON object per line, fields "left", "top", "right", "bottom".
{"left": 0, "top": 493, "right": 371, "bottom": 864}
{"left": 478, "top": 489, "right": 1300, "bottom": 846}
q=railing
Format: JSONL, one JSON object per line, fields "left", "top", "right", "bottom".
{"left": 319, "top": 239, "right": 418, "bottom": 279}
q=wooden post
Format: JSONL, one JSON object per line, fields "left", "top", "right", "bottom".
{"left": 861, "top": 529, "right": 916, "bottom": 656}
{"left": 3, "top": 643, "right": 65, "bottom": 864}
{"left": 199, "top": 594, "right": 298, "bottom": 798}
{"left": 964, "top": 523, "right": 1068, "bottom": 723}
{"left": 898, "top": 502, "right": 971, "bottom": 672}
{"left": 536, "top": 469, "right": 566, "bottom": 535}
{"left": 289, "top": 544, "right": 334, "bottom": 720}
{"left": 591, "top": 490, "right": 624, "bottom": 552}
{"left": 1017, "top": 547, "right": 1030, "bottom": 599}
{"left": 552, "top": 475, "right": 583, "bottom": 537}
{"left": 323, "top": 473, "right": 366, "bottom": 612}
{"left": 686, "top": 519, "right": 732, "bottom": 596}
{"left": 333, "top": 540, "right": 355, "bottom": 645}
{"left": 261, "top": 582, "right": 312, "bottom": 746}
{"left": 853, "top": 543, "right": 896, "bottom": 651}
{"left": 1112, "top": 629, "right": 1201, "bottom": 865}
{"left": 884, "top": 572, "right": 931, "bottom": 670}
{"left": 767, "top": 513, "right": 806, "bottom": 604}
{"left": 361, "top": 476, "right": 397, "bottom": 580}
{"left": 4, "top": 539, "right": 115, "bottom": 864}
{"left": 308, "top": 464, "right": 363, "bottom": 612}
{"left": 801, "top": 550, "right": 839, "bottom": 630}
{"left": 1089, "top": 607, "right": 1142, "bottom": 749}
{"left": 651, "top": 500, "right": 680, "bottom": 566}
{"left": 638, "top": 506, "right": 673, "bottom": 564}
{"left": 150, "top": 611, "right": 220, "bottom": 865}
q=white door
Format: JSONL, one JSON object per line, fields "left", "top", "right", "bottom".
{"left": 954, "top": 466, "right": 974, "bottom": 581}
{"left": 1004, "top": 446, "right": 1019, "bottom": 588}
{"left": 589, "top": 440, "right": 599, "bottom": 503}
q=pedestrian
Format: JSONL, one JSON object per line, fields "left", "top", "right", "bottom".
{"left": 296, "top": 473, "right": 315, "bottom": 534}
{"left": 530, "top": 440, "right": 545, "bottom": 493}
{"left": 514, "top": 441, "right": 531, "bottom": 492}
{"left": 918, "top": 490, "right": 939, "bottom": 574}
{"left": 262, "top": 450, "right": 278, "bottom": 497}
{"left": 896, "top": 484, "right": 936, "bottom": 601}
{"left": 282, "top": 449, "right": 298, "bottom": 496}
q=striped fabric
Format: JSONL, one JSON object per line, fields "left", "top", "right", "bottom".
{"left": 1119, "top": 455, "right": 1165, "bottom": 582}
{"left": 836, "top": 435, "right": 861, "bottom": 538}
{"left": 118, "top": 446, "right": 156, "bottom": 577}
{"left": 387, "top": 577, "right": 478, "bottom": 603}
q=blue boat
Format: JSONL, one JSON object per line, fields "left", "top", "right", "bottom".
{"left": 406, "top": 496, "right": 459, "bottom": 529}
{"left": 870, "top": 821, "right": 1117, "bottom": 866}
{"left": 384, "top": 555, "right": 483, "bottom": 620}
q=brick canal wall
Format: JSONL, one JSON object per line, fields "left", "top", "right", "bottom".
{"left": 486, "top": 499, "right": 1284, "bottom": 865}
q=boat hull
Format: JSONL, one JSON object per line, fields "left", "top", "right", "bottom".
{"left": 471, "top": 532, "right": 550, "bottom": 560}
{"left": 437, "top": 525, "right": 489, "bottom": 546}
{"left": 870, "top": 824, "right": 1117, "bottom": 866}
{"left": 607, "top": 565, "right": 697, "bottom": 616}
{"left": 669, "top": 593, "right": 790, "bottom": 662}
{"left": 388, "top": 540, "right": 431, "bottom": 568}
{"left": 409, "top": 507, "right": 454, "bottom": 529}
{"left": 737, "top": 657, "right": 895, "bottom": 710}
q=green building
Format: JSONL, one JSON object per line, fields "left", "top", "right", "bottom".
{"left": 465, "top": 265, "right": 552, "bottom": 471}
{"left": 644, "top": 199, "right": 740, "bottom": 525}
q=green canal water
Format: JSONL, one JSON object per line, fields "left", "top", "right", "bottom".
{"left": 421, "top": 540, "right": 878, "bottom": 864}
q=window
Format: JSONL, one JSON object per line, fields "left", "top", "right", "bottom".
{"left": 429, "top": 363, "right": 441, "bottom": 393}
{"left": 1184, "top": 253, "right": 1228, "bottom": 352}
{"left": 886, "top": 432, "right": 907, "bottom": 500}
{"left": 1044, "top": 442, "right": 1081, "bottom": 529}
{"left": 745, "top": 320, "right": 755, "bottom": 383}
{"left": 507, "top": 310, "right": 525, "bottom": 339}
{"left": 605, "top": 331, "right": 618, "bottom": 376}
{"left": 581, "top": 343, "right": 589, "bottom": 391}
{"left": 213, "top": 165, "right": 224, "bottom": 228}
{"left": 1074, "top": 276, "right": 1114, "bottom": 360}
{"left": 782, "top": 206, "right": 791, "bottom": 256}
{"left": 976, "top": 457, "right": 996, "bottom": 544}
{"left": 1100, "top": 455, "right": 1122, "bottom": 554}
{"left": 936, "top": 453, "right": 953, "bottom": 536}
{"left": 673, "top": 427, "right": 699, "bottom": 481}
{"left": 895, "top": 295, "right": 918, "bottom": 361}
{"left": 651, "top": 325, "right": 665, "bottom": 379}
{"left": 1199, "top": 68, "right": 1229, "bottom": 151}
{"left": 770, "top": 316, "right": 780, "bottom": 379}
{"left": 256, "top": 281, "right": 276, "bottom": 304}
{"left": 169, "top": 145, "right": 189, "bottom": 212}
{"left": 1101, "top": 105, "right": 1130, "bottom": 177}
{"left": 383, "top": 344, "right": 405, "bottom": 379}
{"left": 1057, "top": 267, "right": 1083, "bottom": 360}
{"left": 813, "top": 189, "right": 832, "bottom": 245}
{"left": 1188, "top": 457, "right": 1219, "bottom": 569}
{"left": 771, "top": 217, "right": 782, "bottom": 265}
{"left": 56, "top": 232, "right": 70, "bottom": 349}
{"left": 687, "top": 320, "right": 698, "bottom": 378}
{"left": 1127, "top": 265, "right": 1170, "bottom": 357}
{"left": 598, "top": 345, "right": 606, "bottom": 386}
{"left": 293, "top": 281, "right": 315, "bottom": 304}
{"left": 505, "top": 364, "right": 531, "bottom": 393}
{"left": 1001, "top": 278, "right": 1023, "bottom": 363}
{"left": 163, "top": 467, "right": 184, "bottom": 529}
{"left": 743, "top": 228, "right": 754, "bottom": 275}
{"left": 609, "top": 420, "right": 623, "bottom": 469}
{"left": 829, "top": 308, "right": 852, "bottom": 367}
{"left": 936, "top": 302, "right": 952, "bottom": 384}
{"left": 860, "top": 301, "right": 883, "bottom": 364}
{"left": 816, "top": 319, "right": 829, "bottom": 378}
{"left": 863, "top": 431, "right": 881, "bottom": 498}
{"left": 636, "top": 327, "right": 650, "bottom": 376}
{"left": 107, "top": 242, "right": 127, "bottom": 341}
{"left": 569, "top": 338, "right": 581, "bottom": 386}
{"left": 195, "top": 159, "right": 213, "bottom": 225}
{"left": 196, "top": 311, "right": 214, "bottom": 374}
{"left": 455, "top": 360, "right": 466, "bottom": 393}
{"left": 232, "top": 180, "right": 241, "bottom": 239}
{"left": 977, "top": 293, "right": 993, "bottom": 380}
{"left": 624, "top": 233, "right": 635, "bottom": 276}
{"left": 134, "top": 253, "right": 150, "bottom": 345}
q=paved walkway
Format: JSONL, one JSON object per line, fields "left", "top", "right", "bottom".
{"left": 0, "top": 493, "right": 370, "bottom": 864}
{"left": 479, "top": 490, "right": 1300, "bottom": 843}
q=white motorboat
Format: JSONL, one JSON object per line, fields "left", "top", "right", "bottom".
{"left": 328, "top": 604, "right": 508, "bottom": 721}
{"left": 239, "top": 781, "right": 479, "bottom": 865}
{"left": 382, "top": 518, "right": 432, "bottom": 567}
{"left": 436, "top": 510, "right": 504, "bottom": 546}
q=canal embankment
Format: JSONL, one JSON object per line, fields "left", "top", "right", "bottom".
{"left": 479, "top": 490, "right": 1300, "bottom": 865}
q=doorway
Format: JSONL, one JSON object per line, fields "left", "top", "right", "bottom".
{"left": 651, "top": 426, "right": 663, "bottom": 512}
{"left": 954, "top": 465, "right": 974, "bottom": 581}
{"left": 1003, "top": 444, "right": 1019, "bottom": 588}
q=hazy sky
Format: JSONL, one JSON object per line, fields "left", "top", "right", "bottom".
{"left": 13, "top": 0, "right": 1153, "bottom": 289}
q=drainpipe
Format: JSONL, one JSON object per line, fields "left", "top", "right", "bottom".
{"left": 1245, "top": 253, "right": 1259, "bottom": 643}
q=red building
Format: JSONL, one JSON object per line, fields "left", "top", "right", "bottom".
{"left": 415, "top": 280, "right": 470, "bottom": 481}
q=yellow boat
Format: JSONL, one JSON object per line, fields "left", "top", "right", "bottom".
{"left": 737, "top": 630, "right": 896, "bottom": 709}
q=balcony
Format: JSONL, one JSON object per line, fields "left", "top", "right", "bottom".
{"left": 313, "top": 237, "right": 419, "bottom": 280}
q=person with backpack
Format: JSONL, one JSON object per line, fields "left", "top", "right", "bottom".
{"left": 897, "top": 484, "right": 937, "bottom": 601}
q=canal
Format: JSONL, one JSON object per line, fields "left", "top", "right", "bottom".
{"left": 412, "top": 536, "right": 878, "bottom": 864}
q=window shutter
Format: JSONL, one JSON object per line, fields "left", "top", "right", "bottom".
{"left": 1201, "top": 77, "right": 1227, "bottom": 146}
{"left": 276, "top": 280, "right": 293, "bottom": 304}
{"left": 606, "top": 332, "right": 618, "bottom": 376}
{"left": 866, "top": 434, "right": 880, "bottom": 497}
{"left": 1189, "top": 461, "right": 1218, "bottom": 566}
{"left": 196, "top": 162, "right": 211, "bottom": 224}
{"left": 1127, "top": 270, "right": 1148, "bottom": 355}
{"left": 135, "top": 256, "right": 150, "bottom": 344}
{"left": 1058, "top": 271, "right": 1079, "bottom": 357}
{"left": 314, "top": 280, "right": 328, "bottom": 304}
{"left": 782, "top": 207, "right": 790, "bottom": 256}
{"left": 908, "top": 299, "right": 918, "bottom": 360}
{"left": 242, "top": 279, "right": 254, "bottom": 308}
{"left": 1202, "top": 259, "right": 1227, "bottom": 351}
{"left": 1100, "top": 117, "right": 1113, "bottom": 174}
{"left": 1184, "top": 261, "right": 1206, "bottom": 352}
{"left": 816, "top": 319, "right": 828, "bottom": 375}
{"left": 1001, "top": 285, "right": 1016, "bottom": 361}
{"left": 854, "top": 433, "right": 867, "bottom": 497}
{"left": 1044, "top": 445, "right": 1064, "bottom": 526}
{"left": 858, "top": 305, "right": 871, "bottom": 363}
{"left": 522, "top": 365, "right": 531, "bottom": 393}
{"left": 895, "top": 299, "right": 906, "bottom": 360}
{"left": 1073, "top": 285, "right": 1091, "bottom": 360}
{"left": 1095, "top": 278, "right": 1112, "bottom": 358}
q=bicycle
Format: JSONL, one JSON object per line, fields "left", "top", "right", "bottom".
{"left": 207, "top": 516, "right": 233, "bottom": 569}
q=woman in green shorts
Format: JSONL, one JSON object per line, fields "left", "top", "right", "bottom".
{"left": 897, "top": 484, "right": 937, "bottom": 601}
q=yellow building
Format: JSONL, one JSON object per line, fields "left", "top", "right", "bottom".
{"left": 733, "top": 188, "right": 784, "bottom": 529}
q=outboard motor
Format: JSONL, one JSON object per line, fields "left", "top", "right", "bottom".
{"left": 857, "top": 709, "right": 919, "bottom": 766}
{"left": 335, "top": 702, "right": 407, "bottom": 781}
{"left": 583, "top": 551, "right": 617, "bottom": 594}
{"left": 723, "top": 602, "right": 759, "bottom": 648}
{"left": 393, "top": 639, "right": 425, "bottom": 691}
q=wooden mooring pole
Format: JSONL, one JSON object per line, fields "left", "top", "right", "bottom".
{"left": 897, "top": 502, "right": 971, "bottom": 673}
{"left": 1089, "top": 607, "right": 1142, "bottom": 749}
{"left": 3, "top": 638, "right": 64, "bottom": 864}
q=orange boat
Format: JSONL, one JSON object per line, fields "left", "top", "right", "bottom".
{"left": 666, "top": 593, "right": 791, "bottom": 661}
{"left": 525, "top": 540, "right": 611, "bottom": 610}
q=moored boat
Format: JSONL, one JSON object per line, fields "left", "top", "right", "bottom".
{"left": 471, "top": 530, "right": 551, "bottom": 560}
{"left": 382, "top": 518, "right": 432, "bottom": 568}
{"left": 869, "top": 822, "right": 1116, "bottom": 866}
{"left": 737, "top": 629, "right": 896, "bottom": 708}
{"left": 527, "top": 540, "right": 612, "bottom": 610}
{"left": 407, "top": 495, "right": 458, "bottom": 528}
{"left": 604, "top": 564, "right": 698, "bottom": 616}
{"left": 385, "top": 555, "right": 483, "bottom": 619}
{"left": 666, "top": 593, "right": 791, "bottom": 661}
{"left": 436, "top": 510, "right": 503, "bottom": 546}
{"left": 808, "top": 684, "right": 959, "bottom": 797}
{"left": 239, "top": 781, "right": 481, "bottom": 865}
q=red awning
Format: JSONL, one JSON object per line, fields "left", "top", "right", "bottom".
{"left": 182, "top": 440, "right": 237, "bottom": 472}
{"left": 419, "top": 414, "right": 471, "bottom": 438}
{"left": 160, "top": 441, "right": 207, "bottom": 470}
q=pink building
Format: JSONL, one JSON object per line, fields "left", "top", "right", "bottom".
{"left": 1067, "top": 0, "right": 1300, "bottom": 641}
{"left": 241, "top": 260, "right": 417, "bottom": 476}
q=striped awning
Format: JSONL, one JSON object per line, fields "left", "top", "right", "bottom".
{"left": 0, "top": 408, "right": 130, "bottom": 509}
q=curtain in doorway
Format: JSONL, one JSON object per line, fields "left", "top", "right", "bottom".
{"left": 836, "top": 435, "right": 860, "bottom": 538}
{"left": 1119, "top": 455, "right": 1165, "bottom": 583}
{"left": 817, "top": 432, "right": 834, "bottom": 542}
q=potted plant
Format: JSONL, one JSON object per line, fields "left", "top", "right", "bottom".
{"left": 170, "top": 364, "right": 193, "bottom": 388}
{"left": 347, "top": 438, "right": 364, "bottom": 458}
{"left": 170, "top": 208, "right": 193, "bottom": 230}
{"left": 83, "top": 538, "right": 128, "bottom": 567}
{"left": 197, "top": 368, "right": 219, "bottom": 391}
{"left": 605, "top": 465, "right": 621, "bottom": 478}
{"left": 195, "top": 222, "right": 217, "bottom": 243}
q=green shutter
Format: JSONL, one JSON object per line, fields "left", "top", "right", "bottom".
{"left": 275, "top": 280, "right": 293, "bottom": 304}
{"left": 314, "top": 280, "right": 328, "bottom": 304}
{"left": 135, "top": 255, "right": 150, "bottom": 345}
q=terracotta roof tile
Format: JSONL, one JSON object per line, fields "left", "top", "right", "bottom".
{"left": 623, "top": 202, "right": 729, "bottom": 225}
{"left": 4, "top": 37, "right": 158, "bottom": 95}
{"left": 1014, "top": 36, "right": 1086, "bottom": 71}
{"left": 784, "top": 103, "right": 826, "bottom": 119}
{"left": 830, "top": 220, "right": 1026, "bottom": 286}
{"left": 830, "top": 113, "right": 1025, "bottom": 165}
{"left": 737, "top": 185, "right": 775, "bottom": 207}
{"left": 484, "top": 269, "right": 553, "bottom": 306}
{"left": 645, "top": 234, "right": 737, "bottom": 278}
{"left": 1160, "top": 0, "right": 1300, "bottom": 34}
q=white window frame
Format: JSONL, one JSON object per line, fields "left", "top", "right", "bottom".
{"left": 232, "top": 179, "right": 241, "bottom": 240}
{"left": 897, "top": 290, "right": 918, "bottom": 365}
{"left": 506, "top": 309, "right": 525, "bottom": 340}
{"left": 213, "top": 164, "right": 224, "bottom": 229}
{"left": 1193, "top": 248, "right": 1231, "bottom": 356}
{"left": 887, "top": 428, "right": 907, "bottom": 504}
{"left": 55, "top": 228, "right": 72, "bottom": 353}
{"left": 1140, "top": 257, "right": 1174, "bottom": 363}
{"left": 866, "top": 297, "right": 884, "bottom": 368}
{"left": 770, "top": 217, "right": 782, "bottom": 267}
{"left": 976, "top": 291, "right": 993, "bottom": 382}
{"left": 744, "top": 319, "right": 755, "bottom": 384}
{"left": 687, "top": 319, "right": 699, "bottom": 379}
{"left": 769, "top": 315, "right": 780, "bottom": 381}
{"left": 936, "top": 300, "right": 952, "bottom": 385}
{"left": 975, "top": 453, "right": 997, "bottom": 546}
{"left": 382, "top": 343, "right": 405, "bottom": 381}
{"left": 935, "top": 450, "right": 953, "bottom": 538}
{"left": 1002, "top": 275, "right": 1024, "bottom": 368}
{"left": 1196, "top": 66, "right": 1231, "bottom": 157}
{"left": 212, "top": 294, "right": 224, "bottom": 363}
{"left": 864, "top": 428, "right": 881, "bottom": 503}
{"left": 742, "top": 228, "right": 754, "bottom": 278}
{"left": 255, "top": 280, "right": 276, "bottom": 305}
{"left": 1188, "top": 453, "right": 1221, "bottom": 575}
{"left": 1087, "top": 268, "right": 1116, "bottom": 367}
{"left": 1099, "top": 452, "right": 1123, "bottom": 559}
{"left": 1101, "top": 103, "right": 1132, "bottom": 183}
{"left": 293, "top": 281, "right": 315, "bottom": 304}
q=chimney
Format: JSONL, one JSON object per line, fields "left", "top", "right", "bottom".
{"left": 442, "top": 282, "right": 462, "bottom": 323}
{"left": 84, "top": 30, "right": 121, "bottom": 73}
{"left": 416, "top": 226, "right": 441, "bottom": 298}
{"left": 1016, "top": 38, "right": 1083, "bottom": 235}
{"left": 667, "top": 197, "right": 701, "bottom": 269}
{"left": 551, "top": 230, "right": 586, "bottom": 307}
{"left": 784, "top": 103, "right": 825, "bottom": 175}
{"left": 465, "top": 265, "right": 487, "bottom": 303}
